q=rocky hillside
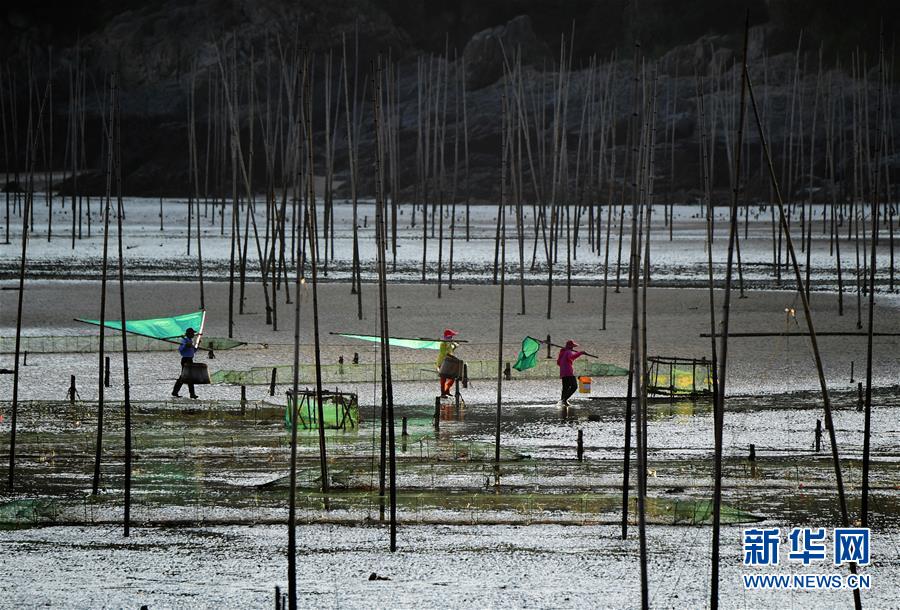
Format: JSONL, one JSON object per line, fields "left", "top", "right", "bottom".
{"left": 1, "top": 1, "right": 898, "bottom": 200}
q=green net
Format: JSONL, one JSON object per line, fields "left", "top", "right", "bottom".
{"left": 336, "top": 333, "right": 442, "bottom": 350}
{"left": 646, "top": 357, "right": 713, "bottom": 396}
{"left": 0, "top": 334, "right": 243, "bottom": 354}
{"left": 285, "top": 392, "right": 360, "bottom": 430}
{"left": 204, "top": 337, "right": 245, "bottom": 350}
{"left": 211, "top": 358, "right": 629, "bottom": 386}
{"left": 513, "top": 336, "right": 542, "bottom": 371}
{"left": 76, "top": 311, "right": 206, "bottom": 343}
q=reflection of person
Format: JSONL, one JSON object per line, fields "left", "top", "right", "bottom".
{"left": 556, "top": 340, "right": 585, "bottom": 407}
{"left": 172, "top": 328, "right": 198, "bottom": 399}
{"left": 436, "top": 328, "right": 459, "bottom": 398}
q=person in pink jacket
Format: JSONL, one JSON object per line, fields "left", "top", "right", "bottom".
{"left": 556, "top": 340, "right": 585, "bottom": 406}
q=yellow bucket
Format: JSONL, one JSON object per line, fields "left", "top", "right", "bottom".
{"left": 578, "top": 376, "right": 592, "bottom": 393}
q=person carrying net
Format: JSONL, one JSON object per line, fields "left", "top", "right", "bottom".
{"left": 436, "top": 328, "right": 460, "bottom": 397}
{"left": 172, "top": 327, "right": 199, "bottom": 399}
{"left": 556, "top": 339, "right": 585, "bottom": 407}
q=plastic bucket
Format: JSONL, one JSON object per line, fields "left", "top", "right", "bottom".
{"left": 578, "top": 376, "right": 592, "bottom": 393}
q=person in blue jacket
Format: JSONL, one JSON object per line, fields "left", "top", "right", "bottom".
{"left": 171, "top": 327, "right": 199, "bottom": 398}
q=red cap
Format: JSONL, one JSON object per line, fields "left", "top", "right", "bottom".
{"left": 443, "top": 328, "right": 458, "bottom": 339}
{"left": 565, "top": 340, "right": 578, "bottom": 349}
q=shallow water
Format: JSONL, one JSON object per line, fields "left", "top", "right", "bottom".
{"left": 2, "top": 387, "right": 898, "bottom": 529}
{"left": 2, "top": 197, "right": 896, "bottom": 292}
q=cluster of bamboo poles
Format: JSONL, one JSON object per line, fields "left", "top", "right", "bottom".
{"left": 2, "top": 34, "right": 898, "bottom": 316}
{"left": 611, "top": 17, "right": 887, "bottom": 609}
{"left": 6, "top": 70, "right": 135, "bottom": 535}
{"left": 0, "top": 47, "right": 103, "bottom": 247}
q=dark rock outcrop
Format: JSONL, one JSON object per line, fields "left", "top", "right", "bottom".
{"left": 462, "top": 15, "right": 551, "bottom": 90}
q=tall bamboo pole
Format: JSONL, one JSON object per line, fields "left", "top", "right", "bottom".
{"left": 710, "top": 16, "right": 749, "bottom": 609}
{"left": 372, "top": 56, "right": 398, "bottom": 550}
{"left": 189, "top": 66, "right": 205, "bottom": 309}
{"left": 625, "top": 38, "right": 649, "bottom": 610}
{"left": 697, "top": 73, "right": 721, "bottom": 514}
{"left": 92, "top": 74, "right": 117, "bottom": 495}
{"left": 449, "top": 57, "right": 461, "bottom": 292}
{"left": 342, "top": 35, "right": 363, "bottom": 319}
{"left": 494, "top": 94, "right": 508, "bottom": 465}
{"left": 601, "top": 66, "right": 617, "bottom": 329}
{"left": 5, "top": 75, "right": 46, "bottom": 491}
{"left": 861, "top": 31, "right": 886, "bottom": 529}
{"left": 46, "top": 49, "right": 53, "bottom": 243}
{"left": 112, "top": 74, "right": 133, "bottom": 536}
{"left": 0, "top": 62, "right": 10, "bottom": 245}
{"left": 302, "top": 51, "right": 329, "bottom": 498}
{"left": 286, "top": 83, "right": 303, "bottom": 608}
{"left": 747, "top": 64, "right": 863, "bottom": 610}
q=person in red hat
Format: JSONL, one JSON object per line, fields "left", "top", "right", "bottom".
{"left": 436, "top": 328, "right": 460, "bottom": 397}
{"left": 556, "top": 339, "right": 585, "bottom": 406}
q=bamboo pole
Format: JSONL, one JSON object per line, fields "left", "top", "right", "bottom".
{"left": 78, "top": 63, "right": 86, "bottom": 240}
{"left": 301, "top": 52, "right": 330, "bottom": 499}
{"left": 697, "top": 72, "right": 721, "bottom": 517}
{"left": 747, "top": 63, "right": 863, "bottom": 610}
{"left": 494, "top": 94, "right": 508, "bottom": 465}
{"left": 5, "top": 74, "right": 46, "bottom": 491}
{"left": 511, "top": 69, "right": 526, "bottom": 314}
{"left": 462, "top": 56, "right": 471, "bottom": 243}
{"left": 437, "top": 49, "right": 449, "bottom": 298}
{"left": 372, "top": 56, "right": 398, "bottom": 550}
{"left": 341, "top": 34, "right": 363, "bottom": 320}
{"left": 287, "top": 98, "right": 302, "bottom": 610}
{"left": 637, "top": 62, "right": 657, "bottom": 523}
{"left": 228, "top": 132, "right": 237, "bottom": 338}
{"left": 601, "top": 65, "right": 617, "bottom": 329}
{"left": 710, "top": 17, "right": 749, "bottom": 609}
{"left": 69, "top": 63, "right": 76, "bottom": 248}
{"left": 625, "top": 39, "right": 649, "bottom": 610}
{"left": 92, "top": 74, "right": 117, "bottom": 495}
{"left": 46, "top": 50, "right": 53, "bottom": 243}
{"left": 861, "top": 31, "right": 886, "bottom": 529}
{"left": 448, "top": 56, "right": 461, "bottom": 292}
{"left": 112, "top": 75, "right": 133, "bottom": 536}
{"left": 545, "top": 37, "right": 571, "bottom": 320}
{"left": 420, "top": 57, "right": 431, "bottom": 282}
{"left": 189, "top": 65, "right": 205, "bottom": 309}
{"left": 804, "top": 50, "right": 823, "bottom": 298}
{"left": 669, "top": 64, "right": 678, "bottom": 241}
{"left": 384, "top": 54, "right": 398, "bottom": 273}
{"left": 0, "top": 62, "right": 9, "bottom": 245}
